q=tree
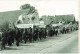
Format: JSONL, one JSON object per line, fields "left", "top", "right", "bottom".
{"left": 20, "top": 4, "right": 37, "bottom": 14}
{"left": 31, "top": 16, "right": 35, "bottom": 21}
{"left": 20, "top": 4, "right": 31, "bottom": 10}
{"left": 29, "top": 6, "right": 36, "bottom": 13}
{"left": 39, "top": 18, "right": 43, "bottom": 21}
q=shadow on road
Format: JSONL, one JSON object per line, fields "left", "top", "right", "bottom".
{"left": 20, "top": 44, "right": 34, "bottom": 46}
{"left": 4, "top": 47, "right": 19, "bottom": 50}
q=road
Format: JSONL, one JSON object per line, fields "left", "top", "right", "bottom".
{"left": 0, "top": 30, "right": 78, "bottom": 54}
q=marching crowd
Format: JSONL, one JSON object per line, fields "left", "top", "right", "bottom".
{"left": 0, "top": 27, "right": 47, "bottom": 51}
{"left": 0, "top": 22, "right": 78, "bottom": 51}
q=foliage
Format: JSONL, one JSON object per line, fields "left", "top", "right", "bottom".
{"left": 31, "top": 16, "right": 35, "bottom": 20}
{"left": 39, "top": 18, "right": 43, "bottom": 21}
{"left": 20, "top": 4, "right": 37, "bottom": 14}
{"left": 20, "top": 4, "right": 31, "bottom": 9}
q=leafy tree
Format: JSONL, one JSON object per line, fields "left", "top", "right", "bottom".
{"left": 31, "top": 16, "right": 35, "bottom": 20}
{"left": 20, "top": 4, "right": 37, "bottom": 14}
{"left": 20, "top": 4, "right": 31, "bottom": 9}
{"left": 39, "top": 18, "right": 43, "bottom": 21}
{"left": 29, "top": 6, "right": 36, "bottom": 13}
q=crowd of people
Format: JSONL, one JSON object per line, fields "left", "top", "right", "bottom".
{"left": 0, "top": 27, "right": 47, "bottom": 51}
{"left": 0, "top": 22, "right": 78, "bottom": 51}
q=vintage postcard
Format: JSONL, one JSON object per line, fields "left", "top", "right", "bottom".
{"left": 0, "top": 0, "right": 79, "bottom": 54}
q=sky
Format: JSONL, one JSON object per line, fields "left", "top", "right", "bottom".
{"left": 0, "top": 0, "right": 79, "bottom": 21}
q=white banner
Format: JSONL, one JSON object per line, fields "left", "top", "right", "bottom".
{"left": 16, "top": 24, "right": 33, "bottom": 28}
{"left": 39, "top": 25, "right": 46, "bottom": 28}
{"left": 52, "top": 23, "right": 63, "bottom": 27}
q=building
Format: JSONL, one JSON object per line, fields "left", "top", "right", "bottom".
{"left": 55, "top": 14, "right": 75, "bottom": 23}
{"left": 40, "top": 14, "right": 75, "bottom": 26}
{"left": 0, "top": 9, "right": 39, "bottom": 30}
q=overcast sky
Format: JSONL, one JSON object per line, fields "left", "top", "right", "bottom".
{"left": 0, "top": 0, "right": 78, "bottom": 21}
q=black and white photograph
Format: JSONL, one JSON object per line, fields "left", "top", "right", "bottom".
{"left": 0, "top": 0, "right": 79, "bottom": 54}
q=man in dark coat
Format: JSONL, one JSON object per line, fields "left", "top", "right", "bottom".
{"left": 23, "top": 29, "right": 28, "bottom": 43}
{"left": 33, "top": 28, "right": 38, "bottom": 41}
{"left": 11, "top": 29, "right": 15, "bottom": 44}
{"left": 1, "top": 31, "right": 6, "bottom": 50}
{"left": 16, "top": 29, "right": 20, "bottom": 46}
{"left": 38, "top": 28, "right": 42, "bottom": 40}
{"left": 52, "top": 28, "right": 55, "bottom": 36}
{"left": 44, "top": 28, "right": 47, "bottom": 39}
{"left": 25, "top": 29, "right": 29, "bottom": 43}
{"left": 8, "top": 29, "right": 14, "bottom": 46}
{"left": 63, "top": 27, "right": 66, "bottom": 34}
{"left": 49, "top": 29, "right": 53, "bottom": 37}
{"left": 55, "top": 29, "right": 58, "bottom": 36}
{"left": 19, "top": 29, "right": 23, "bottom": 42}
{"left": 28, "top": 27, "right": 32, "bottom": 43}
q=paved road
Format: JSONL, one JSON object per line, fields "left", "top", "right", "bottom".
{"left": 0, "top": 31, "right": 78, "bottom": 54}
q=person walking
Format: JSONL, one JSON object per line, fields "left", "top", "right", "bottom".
{"left": 1, "top": 31, "right": 6, "bottom": 51}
